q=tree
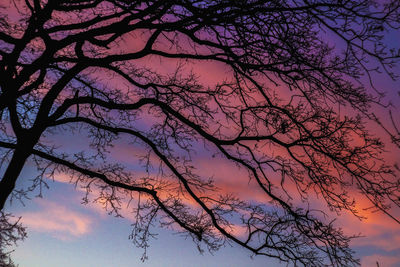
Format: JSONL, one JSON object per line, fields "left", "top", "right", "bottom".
{"left": 0, "top": 0, "right": 399, "bottom": 266}
{"left": 0, "top": 212, "right": 26, "bottom": 267}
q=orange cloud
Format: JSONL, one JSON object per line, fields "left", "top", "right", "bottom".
{"left": 340, "top": 205, "right": 400, "bottom": 251}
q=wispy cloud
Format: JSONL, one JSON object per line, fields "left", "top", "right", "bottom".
{"left": 20, "top": 199, "right": 93, "bottom": 240}
{"left": 361, "top": 254, "right": 400, "bottom": 267}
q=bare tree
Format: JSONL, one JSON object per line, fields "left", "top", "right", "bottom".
{"left": 0, "top": 0, "right": 399, "bottom": 266}
{"left": 0, "top": 212, "right": 26, "bottom": 267}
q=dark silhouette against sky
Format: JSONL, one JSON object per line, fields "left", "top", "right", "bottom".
{"left": 1, "top": 1, "right": 400, "bottom": 266}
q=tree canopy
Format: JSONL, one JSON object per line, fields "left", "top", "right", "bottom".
{"left": 0, "top": 0, "right": 400, "bottom": 266}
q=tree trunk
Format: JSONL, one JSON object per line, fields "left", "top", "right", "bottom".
{"left": 0, "top": 148, "right": 30, "bottom": 211}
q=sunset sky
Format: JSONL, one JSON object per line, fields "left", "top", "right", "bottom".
{"left": 5, "top": 98, "right": 400, "bottom": 267}
{"left": 6, "top": 124, "right": 400, "bottom": 267}
{"left": 5, "top": 67, "right": 400, "bottom": 266}
{"left": 2, "top": 1, "right": 400, "bottom": 267}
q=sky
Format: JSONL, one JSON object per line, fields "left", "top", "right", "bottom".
{"left": 6, "top": 136, "right": 400, "bottom": 267}
{"left": 5, "top": 126, "right": 400, "bottom": 267}
{"left": 6, "top": 198, "right": 249, "bottom": 267}
{"left": 6, "top": 163, "right": 280, "bottom": 267}
{"left": 5, "top": 94, "right": 400, "bottom": 267}
{"left": 2, "top": 1, "right": 400, "bottom": 267}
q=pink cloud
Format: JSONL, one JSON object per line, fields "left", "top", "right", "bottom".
{"left": 361, "top": 254, "right": 400, "bottom": 267}
{"left": 20, "top": 199, "right": 93, "bottom": 240}
{"left": 43, "top": 144, "right": 400, "bottom": 260}
{"left": 340, "top": 204, "right": 400, "bottom": 251}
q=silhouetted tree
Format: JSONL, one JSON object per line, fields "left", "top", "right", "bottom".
{"left": 0, "top": 1, "right": 399, "bottom": 266}
{"left": 0, "top": 212, "right": 26, "bottom": 267}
